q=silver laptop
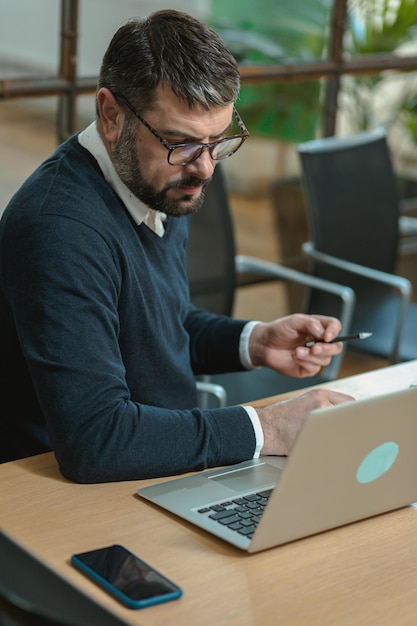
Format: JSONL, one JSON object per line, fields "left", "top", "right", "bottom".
{"left": 138, "top": 386, "right": 417, "bottom": 553}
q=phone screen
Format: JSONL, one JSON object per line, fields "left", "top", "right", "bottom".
{"left": 71, "top": 544, "right": 182, "bottom": 609}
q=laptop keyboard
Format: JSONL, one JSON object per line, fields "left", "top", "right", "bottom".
{"left": 196, "top": 489, "right": 273, "bottom": 540}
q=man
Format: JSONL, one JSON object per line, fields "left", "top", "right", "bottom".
{"left": 0, "top": 10, "right": 353, "bottom": 482}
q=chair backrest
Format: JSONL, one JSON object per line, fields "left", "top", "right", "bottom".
{"left": 187, "top": 165, "right": 236, "bottom": 316}
{"left": 298, "top": 127, "right": 400, "bottom": 273}
{"left": 297, "top": 128, "right": 411, "bottom": 360}
{"left": 0, "top": 531, "right": 128, "bottom": 626}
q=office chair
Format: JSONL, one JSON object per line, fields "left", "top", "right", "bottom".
{"left": 0, "top": 531, "right": 128, "bottom": 626}
{"left": 297, "top": 126, "right": 417, "bottom": 364}
{"left": 187, "top": 165, "right": 355, "bottom": 407}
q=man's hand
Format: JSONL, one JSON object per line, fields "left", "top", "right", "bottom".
{"left": 248, "top": 314, "right": 345, "bottom": 378}
{"left": 256, "top": 388, "right": 355, "bottom": 456}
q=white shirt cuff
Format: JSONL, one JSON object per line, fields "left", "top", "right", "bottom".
{"left": 239, "top": 320, "right": 261, "bottom": 370}
{"left": 242, "top": 406, "right": 264, "bottom": 458}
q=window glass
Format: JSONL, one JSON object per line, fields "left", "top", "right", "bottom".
{"left": 210, "top": 0, "right": 333, "bottom": 142}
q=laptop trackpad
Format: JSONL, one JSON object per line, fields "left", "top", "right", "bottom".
{"left": 208, "top": 462, "right": 280, "bottom": 492}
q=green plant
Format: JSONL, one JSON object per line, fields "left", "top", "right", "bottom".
{"left": 340, "top": 0, "right": 417, "bottom": 133}
{"left": 210, "top": 0, "right": 330, "bottom": 143}
{"left": 401, "top": 91, "right": 417, "bottom": 143}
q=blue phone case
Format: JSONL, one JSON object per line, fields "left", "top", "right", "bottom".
{"left": 71, "top": 545, "right": 182, "bottom": 610}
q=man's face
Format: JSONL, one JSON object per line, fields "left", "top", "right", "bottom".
{"left": 111, "top": 85, "right": 234, "bottom": 217}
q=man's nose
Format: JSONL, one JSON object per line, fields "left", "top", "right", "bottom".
{"left": 184, "top": 148, "right": 216, "bottom": 179}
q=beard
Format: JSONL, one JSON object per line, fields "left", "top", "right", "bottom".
{"left": 111, "top": 120, "right": 211, "bottom": 217}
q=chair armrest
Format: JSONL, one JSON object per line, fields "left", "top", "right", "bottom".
{"left": 302, "top": 241, "right": 413, "bottom": 363}
{"left": 196, "top": 380, "right": 227, "bottom": 408}
{"left": 301, "top": 242, "right": 412, "bottom": 299}
{"left": 236, "top": 254, "right": 355, "bottom": 332}
{"left": 235, "top": 254, "right": 356, "bottom": 380}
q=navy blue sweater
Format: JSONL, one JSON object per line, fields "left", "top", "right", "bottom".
{"left": 0, "top": 135, "right": 256, "bottom": 482}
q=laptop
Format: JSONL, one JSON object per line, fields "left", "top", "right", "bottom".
{"left": 138, "top": 386, "right": 417, "bottom": 553}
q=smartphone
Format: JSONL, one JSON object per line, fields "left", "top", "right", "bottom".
{"left": 71, "top": 544, "right": 182, "bottom": 609}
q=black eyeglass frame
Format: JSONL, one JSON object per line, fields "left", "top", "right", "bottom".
{"left": 113, "top": 92, "right": 249, "bottom": 166}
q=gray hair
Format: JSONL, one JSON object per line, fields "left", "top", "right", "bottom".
{"left": 97, "top": 9, "right": 241, "bottom": 114}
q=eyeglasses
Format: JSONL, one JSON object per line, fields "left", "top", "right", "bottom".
{"left": 113, "top": 92, "right": 249, "bottom": 166}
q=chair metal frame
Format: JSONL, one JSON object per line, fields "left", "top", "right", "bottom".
{"left": 196, "top": 379, "right": 228, "bottom": 408}
{"left": 301, "top": 242, "right": 412, "bottom": 363}
{"left": 235, "top": 254, "right": 355, "bottom": 382}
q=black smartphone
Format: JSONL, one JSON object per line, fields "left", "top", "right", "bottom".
{"left": 71, "top": 544, "right": 182, "bottom": 609}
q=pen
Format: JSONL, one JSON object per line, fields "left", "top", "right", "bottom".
{"left": 305, "top": 332, "right": 373, "bottom": 348}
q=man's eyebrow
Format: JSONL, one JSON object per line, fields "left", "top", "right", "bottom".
{"left": 162, "top": 121, "right": 233, "bottom": 142}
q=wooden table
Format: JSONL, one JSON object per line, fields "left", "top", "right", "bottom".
{"left": 1, "top": 360, "right": 417, "bottom": 625}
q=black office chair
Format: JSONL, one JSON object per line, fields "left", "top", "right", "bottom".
{"left": 0, "top": 531, "right": 128, "bottom": 626}
{"left": 187, "top": 165, "right": 355, "bottom": 407}
{"left": 297, "top": 126, "right": 417, "bottom": 364}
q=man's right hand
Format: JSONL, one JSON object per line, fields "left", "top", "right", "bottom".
{"left": 256, "top": 388, "right": 355, "bottom": 457}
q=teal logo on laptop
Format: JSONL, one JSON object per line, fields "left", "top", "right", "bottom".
{"left": 356, "top": 442, "right": 399, "bottom": 484}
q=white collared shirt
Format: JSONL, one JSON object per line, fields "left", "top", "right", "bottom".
{"left": 79, "top": 122, "right": 166, "bottom": 236}
{"left": 78, "top": 122, "right": 263, "bottom": 456}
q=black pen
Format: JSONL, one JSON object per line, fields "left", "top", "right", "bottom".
{"left": 306, "top": 332, "right": 372, "bottom": 348}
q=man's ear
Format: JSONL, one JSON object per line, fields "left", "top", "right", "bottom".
{"left": 97, "top": 88, "right": 124, "bottom": 143}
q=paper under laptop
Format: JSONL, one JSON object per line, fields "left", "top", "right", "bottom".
{"left": 138, "top": 386, "right": 417, "bottom": 553}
